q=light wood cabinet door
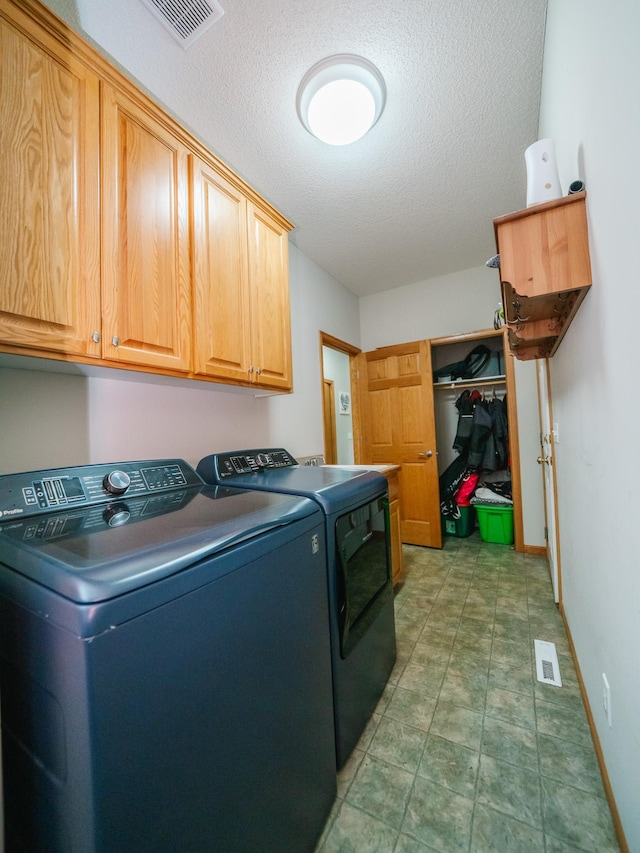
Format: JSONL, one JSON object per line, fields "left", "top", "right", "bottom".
{"left": 363, "top": 341, "right": 441, "bottom": 549}
{"left": 192, "top": 164, "right": 292, "bottom": 390}
{"left": 384, "top": 469, "right": 404, "bottom": 585}
{"left": 192, "top": 158, "right": 251, "bottom": 382}
{"left": 0, "top": 7, "right": 101, "bottom": 357}
{"left": 388, "top": 497, "right": 403, "bottom": 584}
{"left": 101, "top": 84, "right": 191, "bottom": 371}
{"left": 247, "top": 202, "right": 292, "bottom": 390}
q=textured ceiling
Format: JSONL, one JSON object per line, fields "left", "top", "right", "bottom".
{"left": 45, "top": 0, "right": 548, "bottom": 296}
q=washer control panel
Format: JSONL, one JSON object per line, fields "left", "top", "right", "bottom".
{"left": 205, "top": 448, "right": 298, "bottom": 480}
{"left": 0, "top": 459, "right": 202, "bottom": 520}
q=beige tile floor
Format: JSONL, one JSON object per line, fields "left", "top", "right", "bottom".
{"left": 316, "top": 533, "right": 619, "bottom": 852}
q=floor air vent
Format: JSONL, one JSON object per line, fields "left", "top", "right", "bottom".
{"left": 534, "top": 639, "right": 563, "bottom": 687}
{"left": 139, "top": 0, "right": 224, "bottom": 48}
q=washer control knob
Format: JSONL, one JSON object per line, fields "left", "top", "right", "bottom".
{"left": 256, "top": 453, "right": 270, "bottom": 468}
{"left": 103, "top": 470, "right": 131, "bottom": 496}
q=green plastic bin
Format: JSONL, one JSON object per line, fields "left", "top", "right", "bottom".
{"left": 475, "top": 504, "right": 514, "bottom": 545}
{"left": 442, "top": 506, "right": 475, "bottom": 538}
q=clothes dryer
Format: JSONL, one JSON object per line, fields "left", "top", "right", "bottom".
{"left": 196, "top": 448, "right": 397, "bottom": 768}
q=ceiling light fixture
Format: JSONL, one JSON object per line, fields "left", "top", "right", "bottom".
{"left": 296, "top": 54, "right": 386, "bottom": 146}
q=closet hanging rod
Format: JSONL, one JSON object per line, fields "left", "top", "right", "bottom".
{"left": 433, "top": 376, "right": 506, "bottom": 391}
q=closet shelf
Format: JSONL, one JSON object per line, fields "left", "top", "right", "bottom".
{"left": 433, "top": 375, "right": 506, "bottom": 391}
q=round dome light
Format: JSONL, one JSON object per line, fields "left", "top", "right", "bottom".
{"left": 297, "top": 55, "right": 386, "bottom": 146}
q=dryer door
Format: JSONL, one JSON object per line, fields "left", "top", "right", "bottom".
{"left": 335, "top": 495, "right": 391, "bottom": 658}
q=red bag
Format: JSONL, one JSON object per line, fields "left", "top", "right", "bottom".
{"left": 456, "top": 472, "right": 479, "bottom": 506}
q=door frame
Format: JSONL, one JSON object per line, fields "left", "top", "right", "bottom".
{"left": 322, "top": 378, "right": 338, "bottom": 464}
{"left": 536, "top": 358, "right": 562, "bottom": 602}
{"left": 319, "top": 332, "right": 362, "bottom": 464}
{"left": 321, "top": 328, "right": 525, "bottom": 554}
{"left": 429, "top": 327, "right": 524, "bottom": 553}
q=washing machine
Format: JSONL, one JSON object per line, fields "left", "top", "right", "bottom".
{"left": 196, "top": 448, "right": 397, "bottom": 768}
{"left": 0, "top": 459, "right": 335, "bottom": 852}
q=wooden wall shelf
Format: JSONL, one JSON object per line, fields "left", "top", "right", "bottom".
{"left": 494, "top": 192, "right": 592, "bottom": 360}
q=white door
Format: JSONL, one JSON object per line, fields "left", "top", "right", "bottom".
{"left": 536, "top": 359, "right": 561, "bottom": 603}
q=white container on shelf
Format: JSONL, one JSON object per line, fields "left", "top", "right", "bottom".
{"left": 525, "top": 138, "right": 562, "bottom": 207}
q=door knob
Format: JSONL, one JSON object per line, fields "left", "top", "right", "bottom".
{"left": 418, "top": 450, "right": 433, "bottom": 458}
{"left": 537, "top": 455, "right": 550, "bottom": 465}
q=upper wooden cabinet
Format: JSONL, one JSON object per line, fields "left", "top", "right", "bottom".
{"left": 493, "top": 192, "right": 592, "bottom": 360}
{"left": 192, "top": 160, "right": 292, "bottom": 389}
{"left": 101, "top": 84, "right": 192, "bottom": 372}
{"left": 246, "top": 202, "right": 292, "bottom": 390}
{"left": 193, "top": 159, "right": 251, "bottom": 383}
{"left": 0, "top": 0, "right": 293, "bottom": 391}
{"left": 0, "top": 3, "right": 101, "bottom": 358}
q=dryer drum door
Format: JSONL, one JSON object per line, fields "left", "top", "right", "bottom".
{"left": 336, "top": 496, "right": 391, "bottom": 658}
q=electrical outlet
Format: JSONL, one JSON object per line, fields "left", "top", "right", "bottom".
{"left": 602, "top": 673, "right": 612, "bottom": 727}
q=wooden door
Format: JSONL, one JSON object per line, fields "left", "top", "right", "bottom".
{"left": 192, "top": 157, "right": 251, "bottom": 382}
{"left": 362, "top": 341, "right": 442, "bottom": 548}
{"left": 247, "top": 202, "right": 292, "bottom": 390}
{"left": 0, "top": 9, "right": 101, "bottom": 357}
{"left": 101, "top": 84, "right": 191, "bottom": 371}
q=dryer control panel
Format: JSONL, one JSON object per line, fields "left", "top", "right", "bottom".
{"left": 203, "top": 448, "right": 298, "bottom": 480}
{"left": 0, "top": 459, "right": 202, "bottom": 520}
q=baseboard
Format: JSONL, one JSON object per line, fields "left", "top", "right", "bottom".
{"left": 559, "top": 603, "right": 629, "bottom": 853}
{"left": 524, "top": 544, "right": 546, "bottom": 556}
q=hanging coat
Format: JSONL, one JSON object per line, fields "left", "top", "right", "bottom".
{"left": 485, "top": 396, "right": 509, "bottom": 470}
{"left": 453, "top": 389, "right": 481, "bottom": 454}
{"left": 467, "top": 401, "right": 493, "bottom": 469}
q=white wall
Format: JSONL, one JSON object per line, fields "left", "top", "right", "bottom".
{"left": 359, "top": 267, "right": 546, "bottom": 548}
{"left": 0, "top": 362, "right": 271, "bottom": 474}
{"left": 359, "top": 266, "right": 501, "bottom": 350}
{"left": 539, "top": 0, "right": 640, "bottom": 847}
{"left": 0, "top": 246, "right": 360, "bottom": 474}
{"left": 262, "top": 245, "right": 361, "bottom": 459}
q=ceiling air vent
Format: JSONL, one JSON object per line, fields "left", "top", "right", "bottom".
{"left": 138, "top": 0, "right": 224, "bottom": 48}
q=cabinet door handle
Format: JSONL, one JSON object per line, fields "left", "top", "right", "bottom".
{"left": 112, "top": 335, "right": 119, "bottom": 347}
{"left": 256, "top": 367, "right": 262, "bottom": 376}
{"left": 248, "top": 365, "right": 254, "bottom": 374}
{"left": 92, "top": 331, "right": 101, "bottom": 344}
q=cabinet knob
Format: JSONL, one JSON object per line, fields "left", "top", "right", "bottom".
{"left": 112, "top": 335, "right": 120, "bottom": 347}
{"left": 92, "top": 330, "right": 101, "bottom": 343}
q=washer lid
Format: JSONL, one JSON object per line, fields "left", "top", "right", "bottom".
{"left": 0, "top": 486, "right": 319, "bottom": 604}
{"left": 202, "top": 463, "right": 387, "bottom": 515}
